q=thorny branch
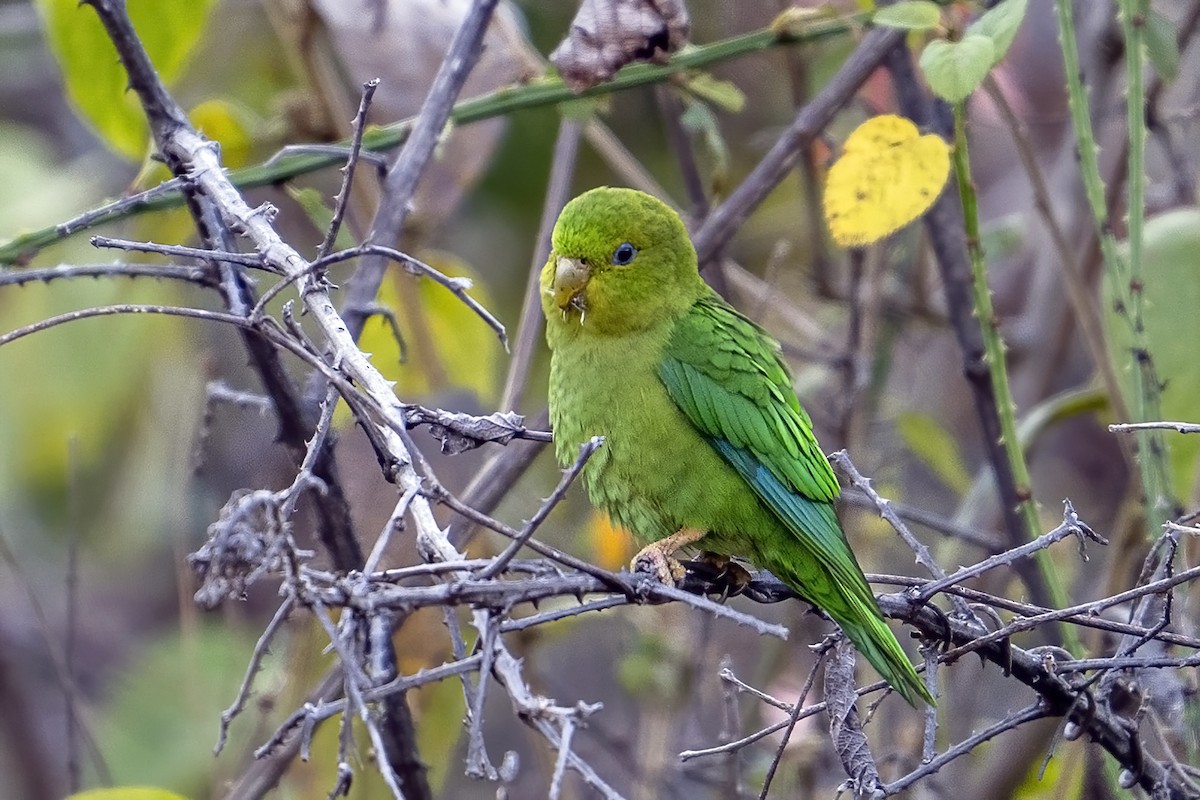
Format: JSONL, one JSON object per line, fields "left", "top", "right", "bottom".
{"left": 185, "top": 432, "right": 1200, "bottom": 798}
{"left": 7, "top": 2, "right": 1199, "bottom": 798}
{"left": 71, "top": 0, "right": 516, "bottom": 795}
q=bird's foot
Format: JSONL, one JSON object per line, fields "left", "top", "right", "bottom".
{"left": 632, "top": 544, "right": 687, "bottom": 585}
{"left": 630, "top": 528, "right": 706, "bottom": 586}
{"left": 689, "top": 551, "right": 753, "bottom": 599}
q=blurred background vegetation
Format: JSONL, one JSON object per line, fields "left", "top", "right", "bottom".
{"left": 1, "top": 0, "right": 1199, "bottom": 798}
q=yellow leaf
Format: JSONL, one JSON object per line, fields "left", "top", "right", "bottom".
{"left": 189, "top": 100, "right": 255, "bottom": 169}
{"left": 587, "top": 509, "right": 636, "bottom": 571}
{"left": 1011, "top": 736, "right": 1085, "bottom": 800}
{"left": 69, "top": 790, "right": 188, "bottom": 800}
{"left": 823, "top": 114, "right": 950, "bottom": 247}
{"left": 896, "top": 411, "right": 971, "bottom": 494}
{"left": 333, "top": 250, "right": 501, "bottom": 426}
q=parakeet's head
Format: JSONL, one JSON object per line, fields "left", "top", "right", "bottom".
{"left": 541, "top": 187, "right": 706, "bottom": 336}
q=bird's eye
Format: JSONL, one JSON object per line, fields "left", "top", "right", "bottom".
{"left": 612, "top": 242, "right": 638, "bottom": 266}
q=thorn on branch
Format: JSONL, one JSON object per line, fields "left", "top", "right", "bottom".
{"left": 317, "top": 78, "right": 380, "bottom": 262}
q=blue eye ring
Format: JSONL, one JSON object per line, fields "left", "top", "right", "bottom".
{"left": 612, "top": 242, "right": 638, "bottom": 266}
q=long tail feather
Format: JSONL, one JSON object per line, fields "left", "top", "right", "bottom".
{"left": 757, "top": 497, "right": 936, "bottom": 708}
{"left": 832, "top": 596, "right": 935, "bottom": 708}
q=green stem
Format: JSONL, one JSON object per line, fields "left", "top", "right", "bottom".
{"left": 1054, "top": 0, "right": 1173, "bottom": 534}
{"left": 0, "top": 13, "right": 857, "bottom": 265}
{"left": 951, "top": 101, "right": 1079, "bottom": 652}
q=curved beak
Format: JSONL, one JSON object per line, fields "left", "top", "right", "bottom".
{"left": 551, "top": 256, "right": 591, "bottom": 311}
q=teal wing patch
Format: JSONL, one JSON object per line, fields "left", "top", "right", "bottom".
{"left": 711, "top": 439, "right": 876, "bottom": 606}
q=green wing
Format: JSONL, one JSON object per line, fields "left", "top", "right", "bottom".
{"left": 657, "top": 293, "right": 862, "bottom": 587}
{"left": 658, "top": 292, "right": 935, "bottom": 708}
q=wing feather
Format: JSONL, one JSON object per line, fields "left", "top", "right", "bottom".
{"left": 659, "top": 295, "right": 839, "bottom": 504}
{"left": 658, "top": 294, "right": 870, "bottom": 588}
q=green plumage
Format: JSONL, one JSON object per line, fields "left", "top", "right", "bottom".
{"left": 541, "top": 187, "right": 934, "bottom": 708}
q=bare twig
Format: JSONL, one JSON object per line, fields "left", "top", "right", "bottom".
{"left": 840, "top": 488, "right": 1002, "bottom": 551}
{"left": 65, "top": 438, "right": 82, "bottom": 794}
{"left": 913, "top": 500, "right": 1106, "bottom": 604}
{"left": 868, "top": 573, "right": 1200, "bottom": 650}
{"left": 693, "top": 26, "right": 903, "bottom": 263}
{"left": 217, "top": 596, "right": 296, "bottom": 755}
{"left": 0, "top": 303, "right": 261, "bottom": 348}
{"left": 339, "top": 0, "right": 502, "bottom": 343}
{"left": 74, "top": 1, "right": 468, "bottom": 792}
{"left": 548, "top": 714, "right": 579, "bottom": 800}
{"left": 304, "top": 596, "right": 405, "bottom": 799}
{"left": 476, "top": 436, "right": 602, "bottom": 579}
{"left": 759, "top": 638, "right": 833, "bottom": 799}
{"left": 363, "top": 487, "right": 417, "bottom": 575}
{"left": 0, "top": 527, "right": 111, "bottom": 786}
{"left": 90, "top": 235, "right": 270, "bottom": 269}
{"left": 253, "top": 242, "right": 506, "bottom": 345}
{"left": 464, "top": 613, "right": 500, "bottom": 779}
{"left": 884, "top": 704, "right": 1048, "bottom": 794}
{"left": 296, "top": 567, "right": 790, "bottom": 641}
{"left": 499, "top": 117, "right": 581, "bottom": 411}
{"left": 265, "top": 143, "right": 389, "bottom": 172}
{"left": 447, "top": 407, "right": 551, "bottom": 549}
{"left": 823, "top": 637, "right": 882, "bottom": 799}
{"left": 719, "top": 666, "right": 792, "bottom": 712}
{"left": 981, "top": 73, "right": 1128, "bottom": 422}
{"left": 830, "top": 450, "right": 976, "bottom": 622}
{"left": 715, "top": 657, "right": 744, "bottom": 798}
{"left": 0, "top": 261, "right": 210, "bottom": 288}
{"left": 885, "top": 41, "right": 1059, "bottom": 613}
{"left": 256, "top": 656, "right": 485, "bottom": 755}
{"left": 1110, "top": 421, "right": 1200, "bottom": 435}
{"left": 403, "top": 406, "right": 552, "bottom": 454}
{"left": 317, "top": 79, "right": 379, "bottom": 261}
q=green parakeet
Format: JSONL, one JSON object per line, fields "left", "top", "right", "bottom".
{"left": 541, "top": 187, "right": 934, "bottom": 708}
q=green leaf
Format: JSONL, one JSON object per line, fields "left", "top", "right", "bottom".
{"left": 979, "top": 213, "right": 1026, "bottom": 262}
{"left": 680, "top": 100, "right": 731, "bottom": 194}
{"left": 1105, "top": 208, "right": 1200, "bottom": 500}
{"left": 967, "top": 0, "right": 1029, "bottom": 66}
{"left": 872, "top": 1, "right": 942, "bottom": 32}
{"left": 681, "top": 72, "right": 746, "bottom": 112}
{"left": 896, "top": 411, "right": 971, "bottom": 495}
{"left": 96, "top": 625, "right": 266, "bottom": 793}
{"left": 354, "top": 250, "right": 501, "bottom": 403}
{"left": 34, "top": 0, "right": 217, "bottom": 159}
{"left": 1144, "top": 10, "right": 1180, "bottom": 82}
{"left": 284, "top": 186, "right": 358, "bottom": 253}
{"left": 1017, "top": 387, "right": 1108, "bottom": 446}
{"left": 919, "top": 35, "right": 995, "bottom": 102}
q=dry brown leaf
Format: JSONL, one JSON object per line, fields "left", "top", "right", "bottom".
{"left": 550, "top": 0, "right": 690, "bottom": 92}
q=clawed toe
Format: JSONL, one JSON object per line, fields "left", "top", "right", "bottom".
{"left": 631, "top": 547, "right": 687, "bottom": 586}
{"left": 694, "top": 551, "right": 752, "bottom": 597}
